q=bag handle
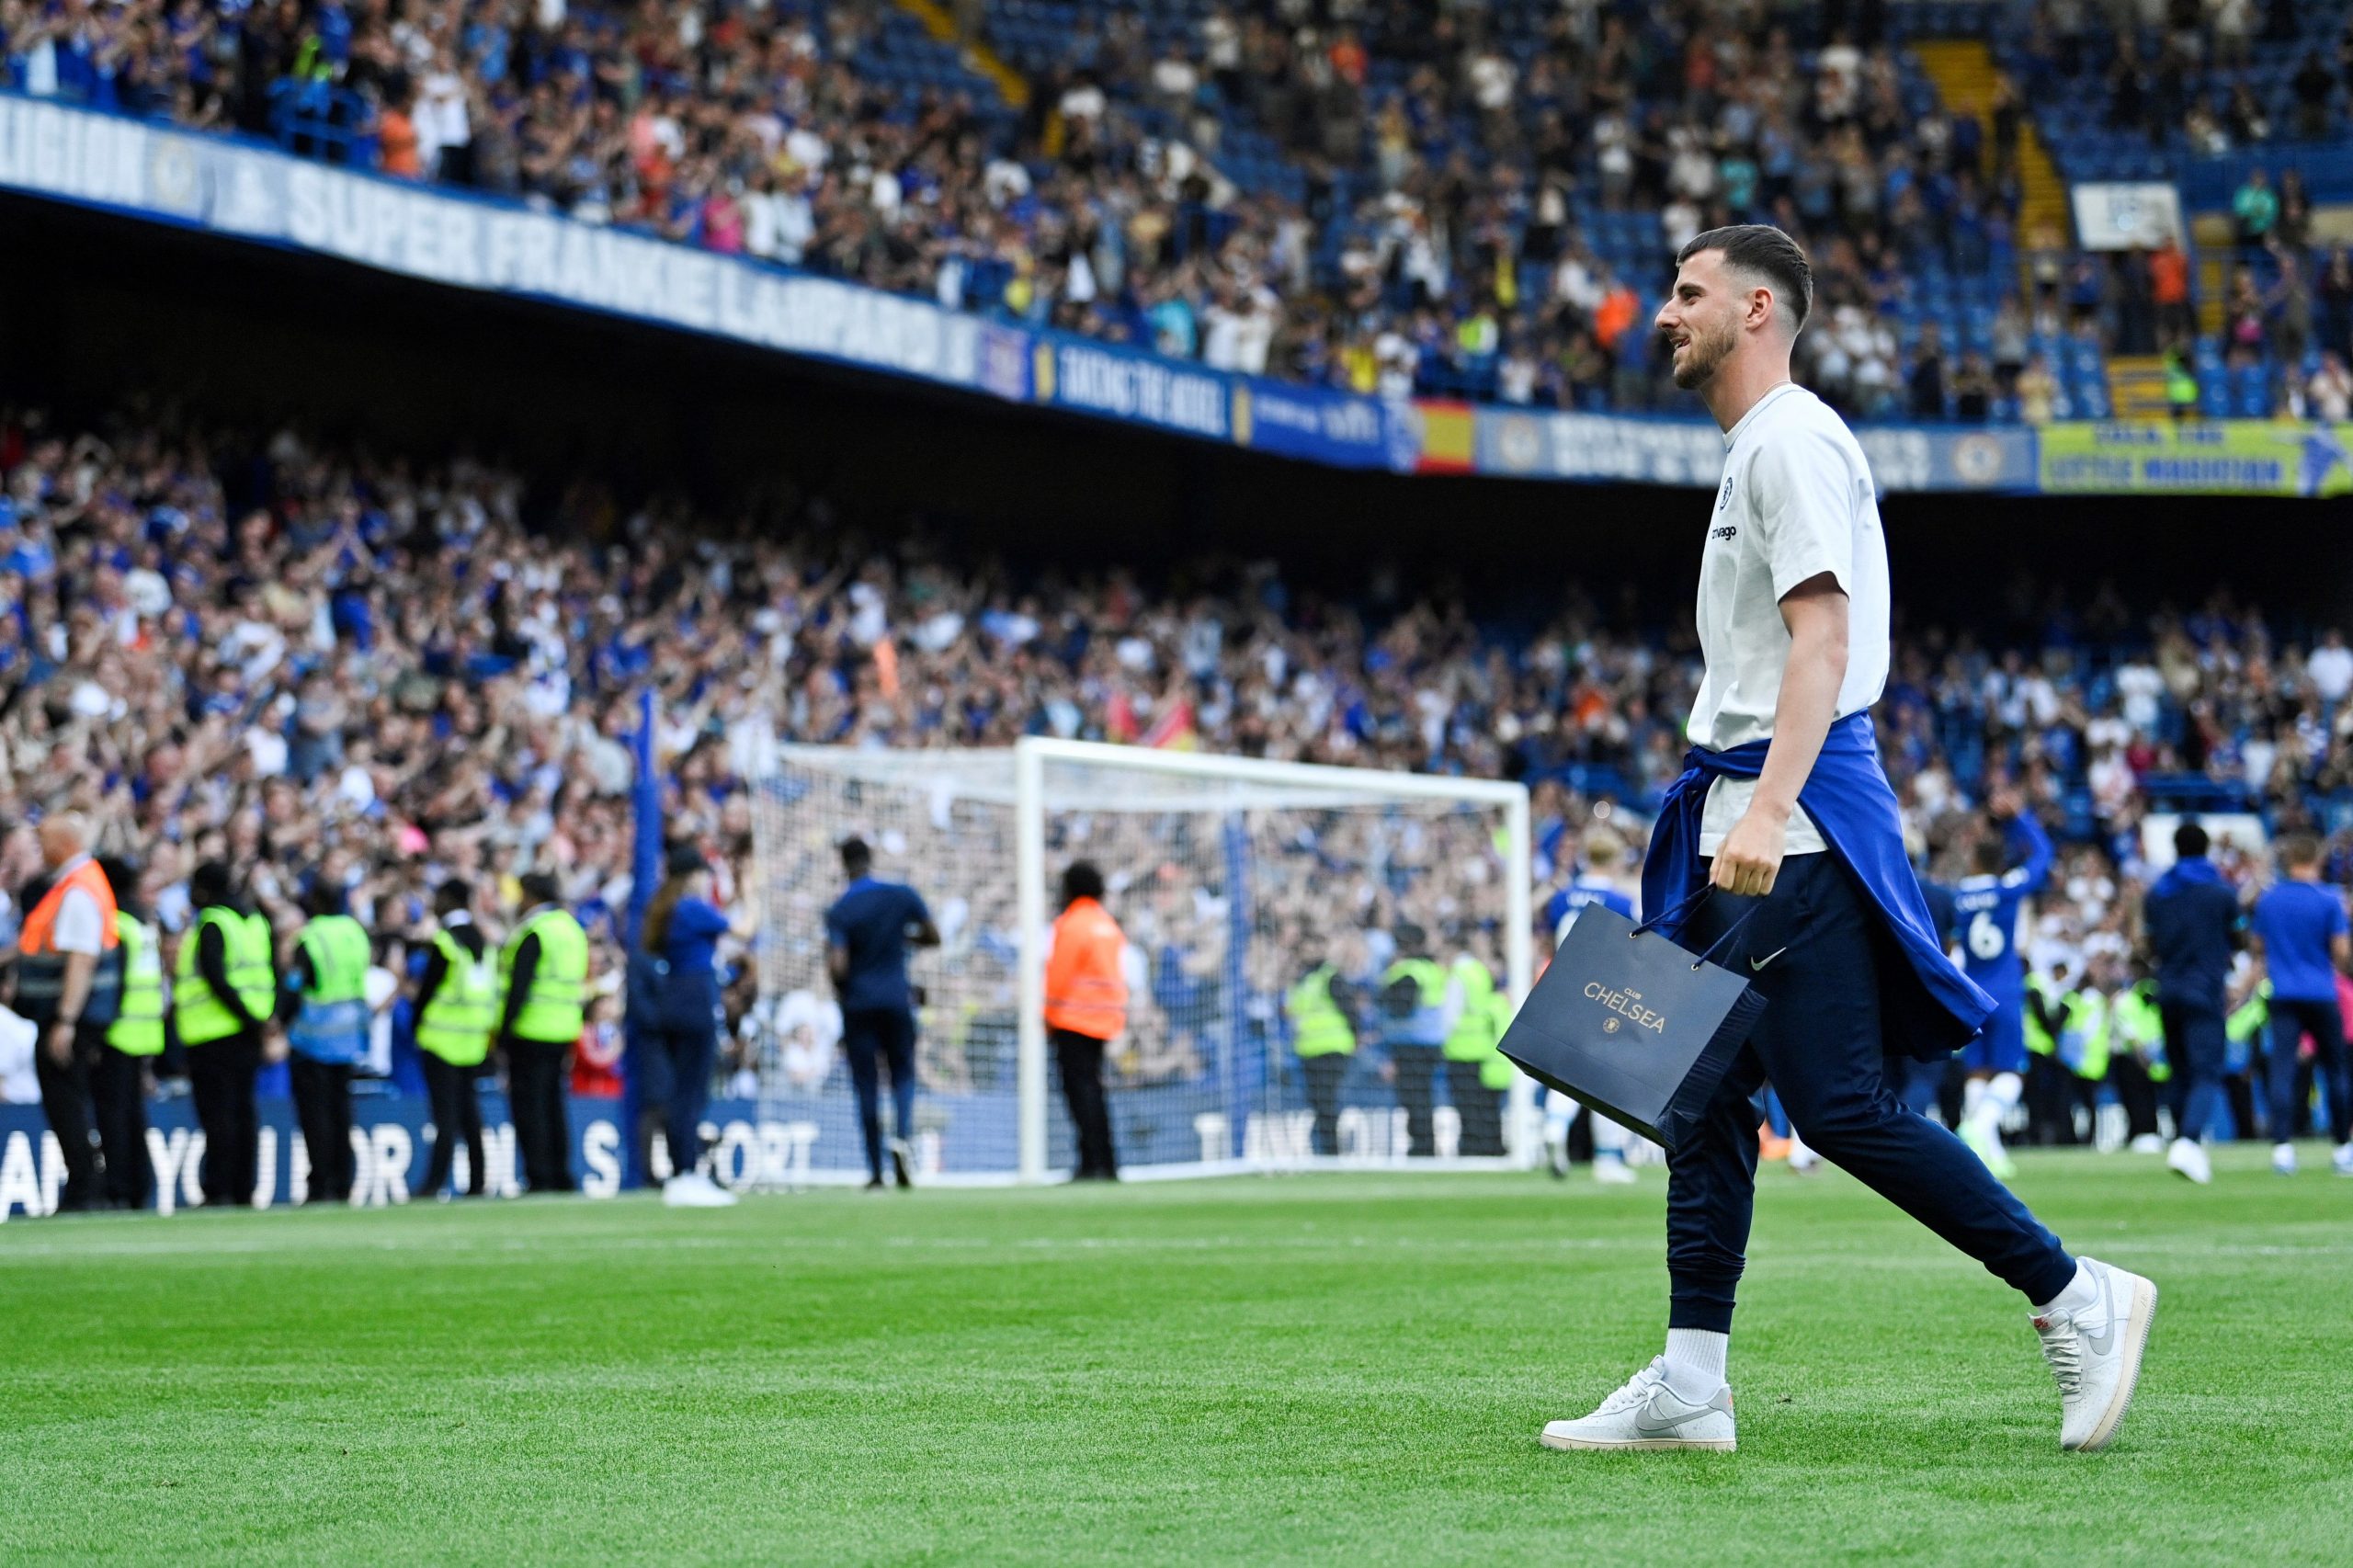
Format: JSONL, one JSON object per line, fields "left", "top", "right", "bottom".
{"left": 1631, "top": 882, "right": 1765, "bottom": 973}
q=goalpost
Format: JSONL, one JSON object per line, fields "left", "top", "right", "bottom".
{"left": 748, "top": 739, "right": 1532, "bottom": 1185}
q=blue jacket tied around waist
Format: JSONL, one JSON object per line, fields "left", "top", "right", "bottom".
{"left": 1641, "top": 712, "right": 1995, "bottom": 1061}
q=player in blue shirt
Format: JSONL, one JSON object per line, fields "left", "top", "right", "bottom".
{"left": 1540, "top": 827, "right": 1641, "bottom": 1184}
{"left": 1947, "top": 793, "right": 2053, "bottom": 1179}
{"left": 824, "top": 837, "right": 940, "bottom": 1189}
{"left": 2248, "top": 833, "right": 2353, "bottom": 1176}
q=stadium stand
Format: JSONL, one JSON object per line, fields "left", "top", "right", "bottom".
{"left": 19, "top": 0, "right": 2351, "bottom": 423}
{"left": 3, "top": 400, "right": 2352, "bottom": 1119}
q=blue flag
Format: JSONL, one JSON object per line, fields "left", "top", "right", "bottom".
{"left": 620, "top": 687, "right": 660, "bottom": 1187}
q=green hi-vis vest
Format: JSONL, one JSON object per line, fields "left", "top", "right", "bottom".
{"left": 299, "top": 915, "right": 370, "bottom": 1002}
{"left": 1478, "top": 988, "right": 1518, "bottom": 1091}
{"left": 2227, "top": 982, "right": 2271, "bottom": 1048}
{"left": 2024, "top": 972, "right": 2061, "bottom": 1058}
{"left": 417, "top": 930, "right": 497, "bottom": 1067}
{"left": 2070, "top": 987, "right": 2111, "bottom": 1083}
{"left": 173, "top": 906, "right": 275, "bottom": 1045}
{"left": 1379, "top": 957, "right": 1452, "bottom": 1047}
{"left": 290, "top": 914, "right": 372, "bottom": 1064}
{"left": 499, "top": 907, "right": 588, "bottom": 1044}
{"left": 1443, "top": 956, "right": 1498, "bottom": 1062}
{"left": 107, "top": 912, "right": 165, "bottom": 1057}
{"left": 2110, "top": 982, "right": 2167, "bottom": 1084}
{"left": 1285, "top": 966, "right": 1355, "bottom": 1059}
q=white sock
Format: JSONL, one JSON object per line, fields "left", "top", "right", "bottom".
{"left": 1972, "top": 1073, "right": 2022, "bottom": 1137}
{"left": 1961, "top": 1077, "right": 1987, "bottom": 1121}
{"left": 1592, "top": 1115, "right": 1629, "bottom": 1162}
{"left": 1546, "top": 1093, "right": 1580, "bottom": 1143}
{"left": 1662, "top": 1327, "right": 1729, "bottom": 1398}
{"left": 2034, "top": 1261, "right": 2097, "bottom": 1317}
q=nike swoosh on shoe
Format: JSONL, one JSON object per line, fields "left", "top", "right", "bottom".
{"left": 1631, "top": 1398, "right": 1719, "bottom": 1437}
{"left": 2080, "top": 1270, "right": 2117, "bottom": 1355}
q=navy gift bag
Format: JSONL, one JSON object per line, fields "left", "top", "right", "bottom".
{"left": 1497, "top": 892, "right": 1768, "bottom": 1153}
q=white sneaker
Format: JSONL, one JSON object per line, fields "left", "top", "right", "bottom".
{"left": 2129, "top": 1133, "right": 2164, "bottom": 1155}
{"left": 1592, "top": 1156, "right": 1637, "bottom": 1186}
{"left": 2165, "top": 1137, "right": 2211, "bottom": 1185}
{"left": 2032, "top": 1258, "right": 2157, "bottom": 1453}
{"left": 1541, "top": 1358, "right": 1734, "bottom": 1452}
{"left": 2273, "top": 1142, "right": 2298, "bottom": 1176}
{"left": 1786, "top": 1133, "right": 1821, "bottom": 1176}
{"left": 2335, "top": 1143, "right": 2353, "bottom": 1177}
{"left": 662, "top": 1172, "right": 739, "bottom": 1209}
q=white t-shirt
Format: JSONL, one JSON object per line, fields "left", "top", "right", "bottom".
{"left": 1688, "top": 383, "right": 1891, "bottom": 857}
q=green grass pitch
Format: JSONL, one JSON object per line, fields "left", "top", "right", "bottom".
{"left": 6, "top": 1144, "right": 2350, "bottom": 1565}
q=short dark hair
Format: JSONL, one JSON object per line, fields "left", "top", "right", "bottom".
{"left": 189, "top": 860, "right": 233, "bottom": 908}
{"left": 436, "top": 878, "right": 474, "bottom": 916}
{"left": 519, "top": 871, "right": 562, "bottom": 907}
{"left": 1061, "top": 861, "right": 1106, "bottom": 905}
{"left": 2174, "top": 821, "right": 2210, "bottom": 859}
{"left": 302, "top": 879, "right": 347, "bottom": 919}
{"left": 839, "top": 836, "right": 872, "bottom": 876}
{"left": 1677, "top": 224, "right": 1813, "bottom": 334}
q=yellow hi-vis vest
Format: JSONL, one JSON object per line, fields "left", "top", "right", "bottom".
{"left": 107, "top": 912, "right": 165, "bottom": 1056}
{"left": 173, "top": 906, "right": 274, "bottom": 1045}
{"left": 1443, "top": 955, "right": 1497, "bottom": 1062}
{"left": 499, "top": 907, "right": 588, "bottom": 1044}
{"left": 1286, "top": 966, "right": 1355, "bottom": 1058}
{"left": 1480, "top": 987, "right": 1518, "bottom": 1090}
{"left": 416, "top": 930, "right": 497, "bottom": 1067}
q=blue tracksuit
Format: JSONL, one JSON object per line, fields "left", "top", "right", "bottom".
{"left": 2144, "top": 856, "right": 2241, "bottom": 1143}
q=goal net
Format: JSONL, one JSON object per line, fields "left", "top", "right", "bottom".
{"left": 748, "top": 740, "right": 1532, "bottom": 1184}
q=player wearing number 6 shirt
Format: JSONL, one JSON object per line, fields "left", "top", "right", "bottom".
{"left": 1538, "top": 226, "right": 2154, "bottom": 1460}
{"left": 1948, "top": 796, "right": 2054, "bottom": 1179}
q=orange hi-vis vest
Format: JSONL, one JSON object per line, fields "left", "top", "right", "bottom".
{"left": 1044, "top": 897, "right": 1129, "bottom": 1040}
{"left": 15, "top": 856, "right": 121, "bottom": 1026}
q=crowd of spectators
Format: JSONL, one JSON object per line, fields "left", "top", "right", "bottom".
{"left": 6, "top": 401, "right": 2353, "bottom": 1108}
{"left": 21, "top": 0, "right": 2353, "bottom": 423}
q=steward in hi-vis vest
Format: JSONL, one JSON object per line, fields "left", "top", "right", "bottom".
{"left": 415, "top": 880, "right": 495, "bottom": 1200}
{"left": 90, "top": 857, "right": 160, "bottom": 1212}
{"left": 496, "top": 873, "right": 587, "bottom": 1196}
{"left": 283, "top": 883, "right": 371, "bottom": 1204}
{"left": 1443, "top": 943, "right": 1508, "bottom": 1157}
{"left": 1378, "top": 923, "right": 1463, "bottom": 1159}
{"left": 1287, "top": 955, "right": 1358, "bottom": 1157}
{"left": 175, "top": 860, "right": 276, "bottom": 1210}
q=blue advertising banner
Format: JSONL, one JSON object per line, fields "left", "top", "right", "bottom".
{"left": 1471, "top": 407, "right": 2042, "bottom": 493}
{"left": 0, "top": 1071, "right": 1493, "bottom": 1215}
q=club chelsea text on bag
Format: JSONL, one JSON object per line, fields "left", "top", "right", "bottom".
{"left": 1497, "top": 893, "right": 1768, "bottom": 1153}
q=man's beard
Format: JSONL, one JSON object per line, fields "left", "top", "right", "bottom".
{"left": 1671, "top": 322, "right": 1735, "bottom": 390}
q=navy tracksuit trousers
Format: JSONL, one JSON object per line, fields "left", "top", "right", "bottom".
{"left": 1667, "top": 854, "right": 2079, "bottom": 1334}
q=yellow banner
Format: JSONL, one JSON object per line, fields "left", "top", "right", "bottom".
{"left": 2037, "top": 421, "right": 2353, "bottom": 497}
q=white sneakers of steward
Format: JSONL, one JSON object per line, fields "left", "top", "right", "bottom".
{"left": 2165, "top": 1136, "right": 2212, "bottom": 1185}
{"left": 1540, "top": 1358, "right": 1735, "bottom": 1452}
{"left": 2033, "top": 1257, "right": 2158, "bottom": 1453}
{"left": 663, "top": 1172, "right": 738, "bottom": 1208}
